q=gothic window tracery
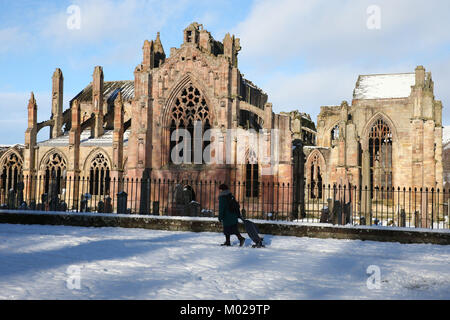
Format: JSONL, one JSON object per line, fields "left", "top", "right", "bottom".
{"left": 44, "top": 153, "right": 67, "bottom": 194}
{"left": 310, "top": 153, "right": 323, "bottom": 199}
{"left": 245, "top": 150, "right": 259, "bottom": 198}
{"left": 1, "top": 152, "right": 22, "bottom": 191}
{"left": 89, "top": 153, "right": 111, "bottom": 196}
{"left": 368, "top": 119, "right": 393, "bottom": 194}
{"left": 169, "top": 83, "right": 211, "bottom": 164}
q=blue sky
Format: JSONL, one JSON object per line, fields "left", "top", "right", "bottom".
{"left": 0, "top": 0, "right": 449, "bottom": 144}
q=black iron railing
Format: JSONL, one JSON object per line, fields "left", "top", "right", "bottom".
{"left": 0, "top": 175, "right": 449, "bottom": 230}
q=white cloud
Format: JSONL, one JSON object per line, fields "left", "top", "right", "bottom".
{"left": 236, "top": 0, "right": 450, "bottom": 65}
{"left": 234, "top": 0, "right": 450, "bottom": 124}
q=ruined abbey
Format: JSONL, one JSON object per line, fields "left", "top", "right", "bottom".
{"left": 0, "top": 23, "right": 445, "bottom": 218}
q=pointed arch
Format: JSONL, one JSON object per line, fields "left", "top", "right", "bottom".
{"left": 305, "top": 149, "right": 327, "bottom": 199}
{"left": 82, "top": 148, "right": 112, "bottom": 196}
{"left": 39, "top": 148, "right": 68, "bottom": 195}
{"left": 162, "top": 74, "right": 215, "bottom": 165}
{"left": 162, "top": 73, "right": 216, "bottom": 128}
{"left": 82, "top": 148, "right": 112, "bottom": 172}
{"left": 39, "top": 148, "right": 68, "bottom": 172}
{"left": 361, "top": 112, "right": 398, "bottom": 151}
{"left": 244, "top": 147, "right": 259, "bottom": 198}
{"left": 0, "top": 148, "right": 23, "bottom": 192}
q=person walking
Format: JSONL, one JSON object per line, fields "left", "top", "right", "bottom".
{"left": 218, "top": 184, "right": 245, "bottom": 247}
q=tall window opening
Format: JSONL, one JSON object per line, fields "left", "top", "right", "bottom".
{"left": 44, "top": 153, "right": 67, "bottom": 195}
{"left": 1, "top": 152, "right": 22, "bottom": 191}
{"left": 331, "top": 124, "right": 340, "bottom": 142}
{"left": 368, "top": 119, "right": 393, "bottom": 196}
{"left": 245, "top": 150, "right": 259, "bottom": 198}
{"left": 310, "top": 153, "right": 323, "bottom": 199}
{"left": 169, "top": 83, "right": 211, "bottom": 164}
{"left": 89, "top": 153, "right": 111, "bottom": 196}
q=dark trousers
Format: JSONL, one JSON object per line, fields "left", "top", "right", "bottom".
{"left": 223, "top": 224, "right": 244, "bottom": 243}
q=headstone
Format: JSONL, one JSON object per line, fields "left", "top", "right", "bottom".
{"left": 414, "top": 211, "right": 421, "bottom": 228}
{"left": 59, "top": 201, "right": 67, "bottom": 212}
{"left": 117, "top": 191, "right": 128, "bottom": 214}
{"left": 97, "top": 201, "right": 105, "bottom": 213}
{"left": 183, "top": 187, "right": 194, "bottom": 205}
{"left": 173, "top": 184, "right": 184, "bottom": 204}
{"left": 320, "top": 206, "right": 330, "bottom": 223}
{"left": 48, "top": 179, "right": 59, "bottom": 211}
{"left": 330, "top": 200, "right": 341, "bottom": 225}
{"left": 343, "top": 202, "right": 351, "bottom": 225}
{"left": 400, "top": 209, "right": 406, "bottom": 227}
{"left": 139, "top": 170, "right": 151, "bottom": 215}
{"left": 8, "top": 189, "right": 16, "bottom": 210}
{"left": 186, "top": 201, "right": 200, "bottom": 217}
{"left": 16, "top": 182, "right": 24, "bottom": 207}
{"left": 152, "top": 201, "right": 160, "bottom": 215}
{"left": 49, "top": 197, "right": 59, "bottom": 211}
{"left": 170, "top": 184, "right": 186, "bottom": 216}
{"left": 104, "top": 197, "right": 113, "bottom": 213}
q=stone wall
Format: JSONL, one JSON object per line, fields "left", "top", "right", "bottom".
{"left": 0, "top": 210, "right": 449, "bottom": 245}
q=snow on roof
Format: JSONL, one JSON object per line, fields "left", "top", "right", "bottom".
{"left": 353, "top": 73, "right": 416, "bottom": 100}
{"left": 37, "top": 129, "right": 130, "bottom": 147}
{"left": 71, "top": 81, "right": 135, "bottom": 104}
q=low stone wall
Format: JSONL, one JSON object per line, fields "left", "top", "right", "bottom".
{"left": 0, "top": 210, "right": 449, "bottom": 245}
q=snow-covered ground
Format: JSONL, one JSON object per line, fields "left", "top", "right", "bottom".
{"left": 0, "top": 223, "right": 449, "bottom": 300}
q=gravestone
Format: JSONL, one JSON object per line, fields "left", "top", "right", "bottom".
{"left": 117, "top": 191, "right": 128, "bottom": 214}
{"left": 97, "top": 201, "right": 105, "bottom": 213}
{"left": 139, "top": 170, "right": 151, "bottom": 215}
{"left": 320, "top": 206, "right": 330, "bottom": 223}
{"left": 400, "top": 209, "right": 406, "bottom": 227}
{"left": 41, "top": 193, "right": 48, "bottom": 210}
{"left": 330, "top": 200, "right": 341, "bottom": 225}
{"left": 152, "top": 201, "right": 160, "bottom": 215}
{"left": 170, "top": 184, "right": 186, "bottom": 216}
{"left": 16, "top": 182, "right": 24, "bottom": 207}
{"left": 186, "top": 201, "right": 200, "bottom": 217}
{"left": 414, "top": 211, "right": 421, "bottom": 228}
{"left": 48, "top": 179, "right": 59, "bottom": 211}
{"left": 104, "top": 197, "right": 113, "bottom": 213}
{"left": 59, "top": 201, "right": 67, "bottom": 212}
{"left": 8, "top": 189, "right": 16, "bottom": 210}
{"left": 343, "top": 202, "right": 351, "bottom": 225}
{"left": 182, "top": 187, "right": 194, "bottom": 205}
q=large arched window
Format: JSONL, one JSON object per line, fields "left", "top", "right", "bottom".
{"left": 44, "top": 153, "right": 67, "bottom": 195}
{"left": 89, "top": 153, "right": 111, "bottom": 196}
{"left": 369, "top": 119, "right": 393, "bottom": 192}
{"left": 245, "top": 150, "right": 259, "bottom": 198}
{"left": 331, "top": 124, "right": 340, "bottom": 142}
{"left": 310, "top": 153, "right": 323, "bottom": 199}
{"left": 169, "top": 83, "right": 211, "bottom": 164}
{"left": 1, "top": 152, "right": 22, "bottom": 191}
